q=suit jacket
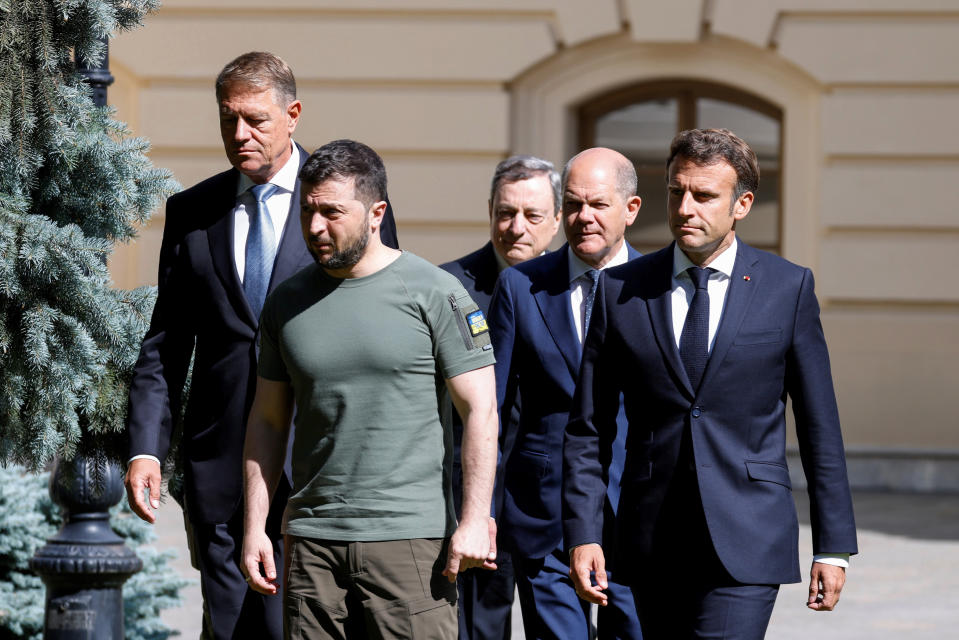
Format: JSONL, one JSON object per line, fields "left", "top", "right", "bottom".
{"left": 490, "top": 243, "right": 641, "bottom": 558}
{"left": 127, "top": 144, "right": 399, "bottom": 524}
{"left": 563, "top": 241, "right": 858, "bottom": 585}
{"left": 439, "top": 242, "right": 498, "bottom": 314}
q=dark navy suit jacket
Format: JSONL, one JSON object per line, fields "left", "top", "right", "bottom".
{"left": 127, "top": 145, "right": 398, "bottom": 524}
{"left": 440, "top": 242, "right": 498, "bottom": 314}
{"left": 563, "top": 241, "right": 858, "bottom": 585}
{"left": 490, "top": 243, "right": 641, "bottom": 558}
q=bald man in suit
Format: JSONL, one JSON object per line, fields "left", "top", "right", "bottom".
{"left": 489, "top": 148, "right": 644, "bottom": 639}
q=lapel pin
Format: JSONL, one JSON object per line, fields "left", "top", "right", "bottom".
{"left": 743, "top": 275, "right": 751, "bottom": 281}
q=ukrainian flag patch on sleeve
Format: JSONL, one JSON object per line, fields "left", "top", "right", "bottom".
{"left": 466, "top": 310, "right": 489, "bottom": 336}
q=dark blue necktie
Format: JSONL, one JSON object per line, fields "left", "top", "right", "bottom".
{"left": 582, "top": 269, "right": 601, "bottom": 339}
{"left": 679, "top": 266, "right": 713, "bottom": 390}
{"left": 244, "top": 183, "right": 278, "bottom": 321}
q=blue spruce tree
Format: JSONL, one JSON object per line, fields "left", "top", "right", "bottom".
{"left": 0, "top": 0, "right": 176, "bottom": 466}
{"left": 0, "top": 2, "right": 188, "bottom": 637}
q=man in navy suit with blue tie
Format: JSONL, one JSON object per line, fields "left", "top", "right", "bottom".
{"left": 489, "top": 147, "right": 644, "bottom": 639}
{"left": 441, "top": 155, "right": 562, "bottom": 640}
{"left": 123, "top": 52, "right": 398, "bottom": 639}
{"left": 564, "top": 129, "right": 857, "bottom": 639}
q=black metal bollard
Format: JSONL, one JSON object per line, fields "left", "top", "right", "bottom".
{"left": 27, "top": 37, "right": 139, "bottom": 640}
{"left": 77, "top": 38, "right": 115, "bottom": 106}
{"left": 30, "top": 457, "right": 142, "bottom": 639}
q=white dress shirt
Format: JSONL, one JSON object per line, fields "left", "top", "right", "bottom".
{"left": 669, "top": 239, "right": 848, "bottom": 569}
{"left": 669, "top": 239, "right": 738, "bottom": 351}
{"left": 129, "top": 144, "right": 300, "bottom": 467}
{"left": 233, "top": 143, "right": 301, "bottom": 282}
{"left": 568, "top": 242, "right": 630, "bottom": 344}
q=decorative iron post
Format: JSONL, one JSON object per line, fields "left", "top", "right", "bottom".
{"left": 76, "top": 41, "right": 115, "bottom": 107}
{"left": 29, "top": 40, "right": 141, "bottom": 639}
{"left": 30, "top": 458, "right": 142, "bottom": 639}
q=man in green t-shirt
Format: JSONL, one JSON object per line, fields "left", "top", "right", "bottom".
{"left": 241, "top": 139, "right": 499, "bottom": 639}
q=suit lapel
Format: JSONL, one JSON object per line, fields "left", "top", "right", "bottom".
{"left": 468, "top": 243, "right": 499, "bottom": 293}
{"left": 216, "top": 144, "right": 311, "bottom": 329}
{"left": 700, "top": 241, "right": 762, "bottom": 389}
{"left": 530, "top": 249, "right": 582, "bottom": 378}
{"left": 267, "top": 150, "right": 310, "bottom": 300}
{"left": 532, "top": 243, "right": 645, "bottom": 380}
{"left": 645, "top": 245, "right": 693, "bottom": 396}
{"left": 206, "top": 170, "right": 259, "bottom": 325}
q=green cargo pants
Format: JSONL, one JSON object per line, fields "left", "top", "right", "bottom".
{"left": 285, "top": 536, "right": 457, "bottom": 639}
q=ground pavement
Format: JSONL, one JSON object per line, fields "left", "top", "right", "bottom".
{"left": 152, "top": 490, "right": 959, "bottom": 638}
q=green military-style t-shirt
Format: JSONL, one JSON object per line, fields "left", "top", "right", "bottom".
{"left": 258, "top": 251, "right": 495, "bottom": 541}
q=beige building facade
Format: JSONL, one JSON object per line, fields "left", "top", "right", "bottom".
{"left": 109, "top": 1, "right": 959, "bottom": 490}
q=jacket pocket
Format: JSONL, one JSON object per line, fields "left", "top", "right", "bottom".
{"left": 409, "top": 596, "right": 457, "bottom": 638}
{"left": 745, "top": 460, "right": 792, "bottom": 488}
{"left": 624, "top": 459, "right": 652, "bottom": 483}
{"left": 511, "top": 449, "right": 550, "bottom": 479}
{"left": 734, "top": 329, "right": 782, "bottom": 346}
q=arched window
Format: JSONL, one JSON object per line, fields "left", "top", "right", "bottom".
{"left": 578, "top": 80, "right": 782, "bottom": 255}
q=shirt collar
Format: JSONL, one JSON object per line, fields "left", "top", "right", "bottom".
{"left": 672, "top": 237, "right": 738, "bottom": 279}
{"left": 568, "top": 241, "right": 630, "bottom": 285}
{"left": 236, "top": 141, "right": 300, "bottom": 196}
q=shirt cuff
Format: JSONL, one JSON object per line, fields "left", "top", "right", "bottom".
{"left": 813, "top": 553, "right": 850, "bottom": 568}
{"left": 128, "top": 454, "right": 161, "bottom": 467}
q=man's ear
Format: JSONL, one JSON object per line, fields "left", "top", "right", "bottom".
{"left": 369, "top": 200, "right": 388, "bottom": 232}
{"left": 624, "top": 195, "right": 642, "bottom": 227}
{"left": 286, "top": 100, "right": 302, "bottom": 133}
{"left": 733, "top": 191, "right": 754, "bottom": 221}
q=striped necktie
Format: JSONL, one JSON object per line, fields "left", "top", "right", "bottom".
{"left": 244, "top": 183, "right": 279, "bottom": 321}
{"left": 583, "top": 269, "right": 601, "bottom": 339}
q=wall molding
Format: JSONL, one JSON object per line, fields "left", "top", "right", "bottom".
{"left": 788, "top": 446, "right": 959, "bottom": 493}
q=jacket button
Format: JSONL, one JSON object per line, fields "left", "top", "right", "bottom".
{"left": 691, "top": 407, "right": 702, "bottom": 418}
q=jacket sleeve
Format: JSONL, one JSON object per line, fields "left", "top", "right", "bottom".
{"left": 788, "top": 268, "right": 858, "bottom": 556}
{"left": 563, "top": 273, "right": 618, "bottom": 549}
{"left": 488, "top": 270, "right": 519, "bottom": 519}
{"left": 126, "top": 195, "right": 196, "bottom": 462}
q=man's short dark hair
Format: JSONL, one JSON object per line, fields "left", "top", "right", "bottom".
{"left": 299, "top": 140, "right": 388, "bottom": 207}
{"left": 490, "top": 155, "right": 561, "bottom": 213}
{"left": 666, "top": 128, "right": 759, "bottom": 198}
{"left": 215, "top": 51, "right": 297, "bottom": 106}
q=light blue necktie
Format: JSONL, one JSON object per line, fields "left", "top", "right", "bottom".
{"left": 244, "top": 183, "right": 279, "bottom": 321}
{"left": 583, "top": 269, "right": 601, "bottom": 339}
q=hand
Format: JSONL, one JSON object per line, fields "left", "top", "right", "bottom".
{"left": 442, "top": 517, "right": 497, "bottom": 582}
{"left": 807, "top": 562, "right": 846, "bottom": 611}
{"left": 124, "top": 458, "right": 162, "bottom": 523}
{"left": 241, "top": 530, "right": 278, "bottom": 596}
{"left": 569, "top": 543, "right": 608, "bottom": 606}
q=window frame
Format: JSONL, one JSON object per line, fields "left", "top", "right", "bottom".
{"left": 577, "top": 79, "right": 784, "bottom": 254}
